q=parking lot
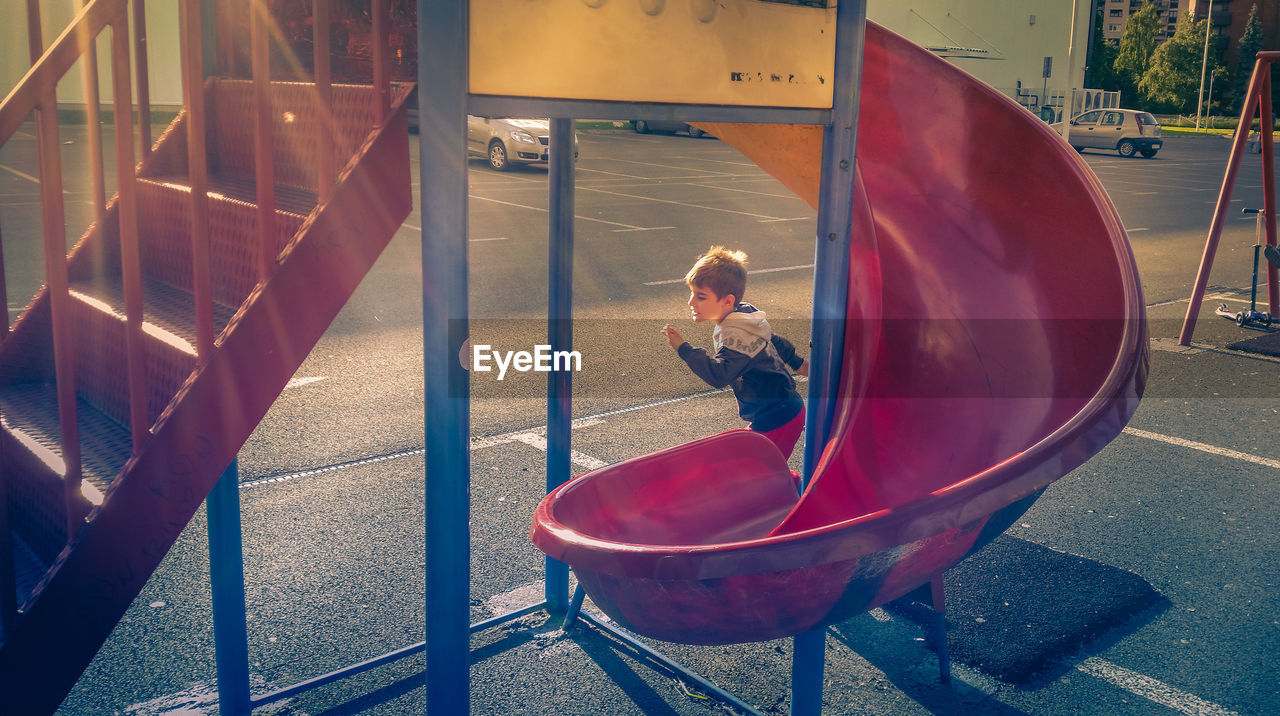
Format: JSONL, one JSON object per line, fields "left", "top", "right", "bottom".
{"left": 2, "top": 124, "right": 1277, "bottom": 714}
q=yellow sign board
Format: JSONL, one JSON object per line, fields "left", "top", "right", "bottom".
{"left": 470, "top": 1, "right": 836, "bottom": 109}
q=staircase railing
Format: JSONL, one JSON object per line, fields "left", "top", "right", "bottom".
{"left": 0, "top": 0, "right": 393, "bottom": 643}
{"left": 1, "top": 0, "right": 136, "bottom": 555}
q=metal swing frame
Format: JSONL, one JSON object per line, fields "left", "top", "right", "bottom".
{"left": 205, "top": 1, "right": 869, "bottom": 713}
{"left": 421, "top": 2, "right": 866, "bottom": 714}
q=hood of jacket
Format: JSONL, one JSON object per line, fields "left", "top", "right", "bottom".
{"left": 714, "top": 303, "right": 772, "bottom": 357}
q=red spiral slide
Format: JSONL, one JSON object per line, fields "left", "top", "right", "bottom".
{"left": 531, "top": 22, "right": 1147, "bottom": 645}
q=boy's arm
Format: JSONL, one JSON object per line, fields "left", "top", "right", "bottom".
{"left": 676, "top": 343, "right": 753, "bottom": 389}
{"left": 770, "top": 334, "right": 807, "bottom": 372}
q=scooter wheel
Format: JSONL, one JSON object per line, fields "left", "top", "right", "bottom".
{"left": 1236, "top": 312, "right": 1247, "bottom": 326}
{"left": 1263, "top": 313, "right": 1273, "bottom": 328}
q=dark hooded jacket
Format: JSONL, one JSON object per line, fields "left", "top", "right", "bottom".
{"left": 676, "top": 303, "right": 805, "bottom": 432}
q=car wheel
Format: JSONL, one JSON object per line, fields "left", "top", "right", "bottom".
{"left": 1139, "top": 148, "right": 1158, "bottom": 158}
{"left": 1117, "top": 139, "right": 1137, "bottom": 158}
{"left": 688, "top": 125, "right": 704, "bottom": 138}
{"left": 488, "top": 140, "right": 510, "bottom": 171}
{"left": 634, "top": 120, "right": 649, "bottom": 134}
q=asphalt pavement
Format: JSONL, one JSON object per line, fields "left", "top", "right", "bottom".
{"left": 2, "top": 125, "right": 1277, "bottom": 714}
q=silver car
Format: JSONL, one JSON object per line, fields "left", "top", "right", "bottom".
{"left": 468, "top": 116, "right": 578, "bottom": 171}
{"left": 1068, "top": 109, "right": 1162, "bottom": 158}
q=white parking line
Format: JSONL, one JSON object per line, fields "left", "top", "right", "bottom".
{"left": 1122, "top": 427, "right": 1280, "bottom": 469}
{"left": 469, "top": 417, "right": 607, "bottom": 450}
{"left": 404, "top": 224, "right": 535, "bottom": 240}
{"left": 644, "top": 263, "right": 815, "bottom": 286}
{"left": 0, "top": 163, "right": 71, "bottom": 194}
{"left": 686, "top": 183, "right": 802, "bottom": 200}
{"left": 1146, "top": 291, "right": 1245, "bottom": 308}
{"left": 467, "top": 173, "right": 770, "bottom": 187}
{"left": 1089, "top": 175, "right": 1216, "bottom": 192}
{"left": 578, "top": 185, "right": 785, "bottom": 220}
{"left": 466, "top": 195, "right": 670, "bottom": 231}
{"left": 598, "top": 157, "right": 736, "bottom": 175}
{"left": 612, "top": 226, "right": 677, "bottom": 233}
{"left": 1076, "top": 657, "right": 1238, "bottom": 716}
{"left": 513, "top": 432, "right": 609, "bottom": 470}
{"left": 674, "top": 156, "right": 756, "bottom": 167}
{"left": 575, "top": 166, "right": 646, "bottom": 179}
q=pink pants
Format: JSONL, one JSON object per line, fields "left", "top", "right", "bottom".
{"left": 757, "top": 407, "right": 805, "bottom": 461}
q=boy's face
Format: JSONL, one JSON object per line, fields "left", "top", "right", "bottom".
{"left": 687, "top": 283, "right": 736, "bottom": 324}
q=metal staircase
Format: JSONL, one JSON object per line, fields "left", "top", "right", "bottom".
{"left": 0, "top": 2, "right": 411, "bottom": 711}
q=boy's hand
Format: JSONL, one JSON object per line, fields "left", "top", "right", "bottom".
{"left": 796, "top": 359, "right": 809, "bottom": 377}
{"left": 661, "top": 325, "right": 685, "bottom": 350}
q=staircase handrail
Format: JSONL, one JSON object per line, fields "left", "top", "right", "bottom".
{"left": 0, "top": 0, "right": 129, "bottom": 149}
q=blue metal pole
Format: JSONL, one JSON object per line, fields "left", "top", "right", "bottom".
{"left": 545, "top": 117, "right": 575, "bottom": 612}
{"left": 561, "top": 583, "right": 586, "bottom": 629}
{"left": 794, "top": 1, "right": 867, "bottom": 714}
{"left": 420, "top": 1, "right": 470, "bottom": 713}
{"left": 801, "top": 1, "right": 868, "bottom": 486}
{"left": 207, "top": 459, "right": 251, "bottom": 716}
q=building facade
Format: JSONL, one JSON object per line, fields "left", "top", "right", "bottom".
{"left": 868, "top": 0, "right": 1094, "bottom": 119}
{"left": 6, "top": 1, "right": 1092, "bottom": 122}
{"left": 1180, "top": 0, "right": 1280, "bottom": 69}
{"left": 1097, "top": 0, "right": 1183, "bottom": 43}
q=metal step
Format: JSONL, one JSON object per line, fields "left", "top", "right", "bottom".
{"left": 0, "top": 383, "right": 130, "bottom": 564}
{"left": 133, "top": 175, "right": 311, "bottom": 307}
{"left": 66, "top": 274, "right": 236, "bottom": 428}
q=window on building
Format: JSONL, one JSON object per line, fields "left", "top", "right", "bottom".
{"left": 1108, "top": 24, "right": 1119, "bottom": 31}
{"left": 1110, "top": 8, "right": 1122, "bottom": 15}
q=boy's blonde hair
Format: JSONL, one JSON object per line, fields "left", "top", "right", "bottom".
{"left": 685, "top": 246, "right": 748, "bottom": 303}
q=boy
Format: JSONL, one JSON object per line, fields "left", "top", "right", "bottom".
{"left": 661, "top": 246, "right": 809, "bottom": 460}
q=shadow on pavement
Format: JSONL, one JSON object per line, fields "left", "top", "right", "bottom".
{"left": 885, "top": 536, "right": 1170, "bottom": 686}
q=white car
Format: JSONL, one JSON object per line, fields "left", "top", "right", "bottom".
{"left": 467, "top": 116, "right": 579, "bottom": 171}
{"left": 1067, "top": 109, "right": 1162, "bottom": 158}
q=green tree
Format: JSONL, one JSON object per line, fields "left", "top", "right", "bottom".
{"left": 1088, "top": 12, "right": 1121, "bottom": 91}
{"left": 1114, "top": 1, "right": 1162, "bottom": 103}
{"left": 1140, "top": 19, "right": 1223, "bottom": 114}
{"left": 1232, "top": 4, "right": 1263, "bottom": 112}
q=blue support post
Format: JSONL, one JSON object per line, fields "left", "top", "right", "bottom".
{"left": 545, "top": 117, "right": 576, "bottom": 612}
{"left": 207, "top": 460, "right": 251, "bottom": 716}
{"left": 198, "top": 10, "right": 251, "bottom": 712}
{"left": 561, "top": 582, "right": 586, "bottom": 629}
{"left": 420, "top": 1, "right": 471, "bottom": 713}
{"left": 794, "top": 1, "right": 867, "bottom": 714}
